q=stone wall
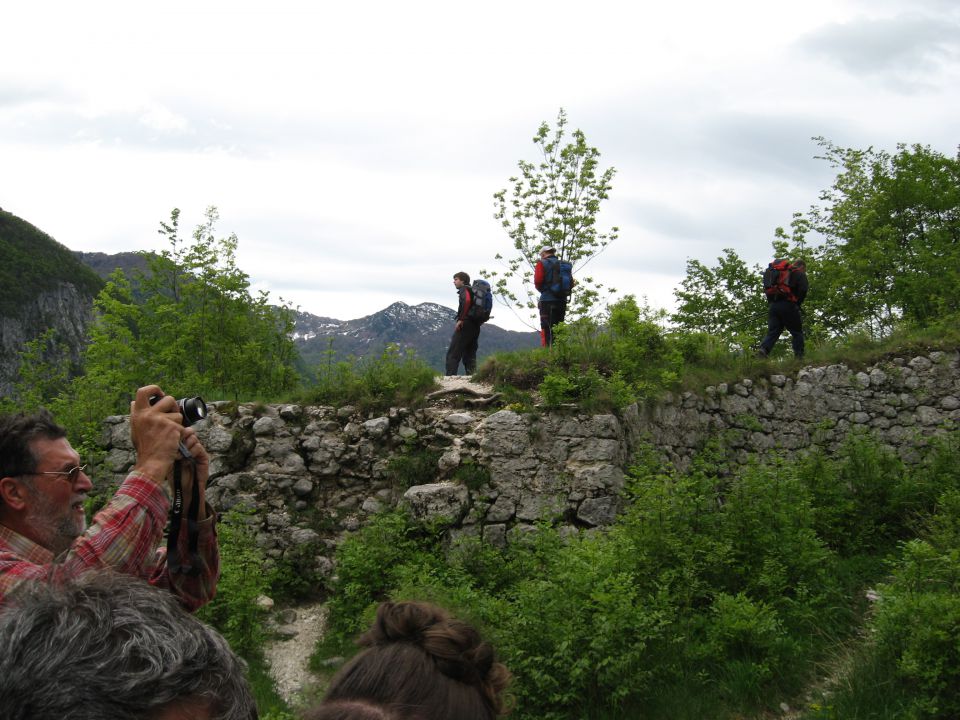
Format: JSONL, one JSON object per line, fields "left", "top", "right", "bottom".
{"left": 94, "top": 350, "right": 960, "bottom": 583}
{"left": 643, "top": 350, "right": 960, "bottom": 470}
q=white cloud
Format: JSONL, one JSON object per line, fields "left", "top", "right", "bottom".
{"left": 2, "top": 0, "right": 959, "bottom": 332}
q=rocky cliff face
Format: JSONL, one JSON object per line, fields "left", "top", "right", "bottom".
{"left": 0, "top": 283, "right": 95, "bottom": 396}
{"left": 90, "top": 350, "right": 960, "bottom": 591}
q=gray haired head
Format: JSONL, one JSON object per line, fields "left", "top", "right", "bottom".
{"left": 0, "top": 571, "right": 257, "bottom": 720}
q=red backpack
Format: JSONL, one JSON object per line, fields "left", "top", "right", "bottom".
{"left": 762, "top": 259, "right": 797, "bottom": 302}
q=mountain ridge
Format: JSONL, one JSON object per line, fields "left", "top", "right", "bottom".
{"left": 0, "top": 209, "right": 535, "bottom": 391}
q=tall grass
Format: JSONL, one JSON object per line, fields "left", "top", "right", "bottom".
{"left": 298, "top": 342, "right": 437, "bottom": 412}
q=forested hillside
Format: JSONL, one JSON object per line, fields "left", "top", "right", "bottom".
{"left": 0, "top": 209, "right": 103, "bottom": 314}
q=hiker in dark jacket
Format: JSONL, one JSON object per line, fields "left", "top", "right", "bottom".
{"left": 445, "top": 271, "right": 481, "bottom": 375}
{"left": 758, "top": 259, "right": 808, "bottom": 358}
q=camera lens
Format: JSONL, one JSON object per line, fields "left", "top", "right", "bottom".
{"left": 177, "top": 397, "right": 208, "bottom": 427}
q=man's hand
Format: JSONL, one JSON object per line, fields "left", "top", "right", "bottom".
{"left": 130, "top": 385, "right": 184, "bottom": 485}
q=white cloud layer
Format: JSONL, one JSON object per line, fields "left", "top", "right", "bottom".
{"left": 2, "top": 0, "right": 958, "bottom": 331}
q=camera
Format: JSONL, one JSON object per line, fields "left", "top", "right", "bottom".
{"left": 149, "top": 394, "right": 208, "bottom": 427}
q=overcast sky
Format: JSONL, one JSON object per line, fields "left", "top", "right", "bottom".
{"left": 2, "top": 0, "right": 958, "bottom": 332}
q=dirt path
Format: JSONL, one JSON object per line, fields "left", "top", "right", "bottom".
{"left": 264, "top": 601, "right": 329, "bottom": 706}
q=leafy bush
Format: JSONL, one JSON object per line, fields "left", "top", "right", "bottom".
{"left": 479, "top": 296, "right": 684, "bottom": 412}
{"left": 318, "top": 510, "right": 442, "bottom": 655}
{"left": 387, "top": 439, "right": 443, "bottom": 490}
{"left": 816, "top": 488, "right": 960, "bottom": 719}
{"left": 316, "top": 435, "right": 952, "bottom": 718}
{"left": 196, "top": 509, "right": 270, "bottom": 659}
{"left": 306, "top": 343, "right": 437, "bottom": 412}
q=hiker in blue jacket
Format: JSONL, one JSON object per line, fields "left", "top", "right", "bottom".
{"left": 534, "top": 246, "right": 568, "bottom": 347}
{"left": 445, "top": 272, "right": 481, "bottom": 375}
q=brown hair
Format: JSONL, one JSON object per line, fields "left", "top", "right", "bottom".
{"left": 302, "top": 700, "right": 404, "bottom": 720}
{"left": 453, "top": 272, "right": 471, "bottom": 284}
{"left": 323, "top": 601, "right": 510, "bottom": 720}
{"left": 0, "top": 409, "right": 67, "bottom": 479}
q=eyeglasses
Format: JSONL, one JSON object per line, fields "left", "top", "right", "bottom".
{"left": 22, "top": 465, "right": 88, "bottom": 484}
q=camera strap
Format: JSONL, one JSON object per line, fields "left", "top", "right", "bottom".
{"left": 167, "top": 444, "right": 202, "bottom": 576}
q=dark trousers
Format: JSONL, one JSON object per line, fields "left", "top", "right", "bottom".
{"left": 760, "top": 300, "right": 804, "bottom": 357}
{"left": 538, "top": 300, "right": 567, "bottom": 347}
{"left": 445, "top": 320, "right": 481, "bottom": 375}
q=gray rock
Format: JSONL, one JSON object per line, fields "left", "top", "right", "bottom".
{"left": 483, "top": 523, "right": 507, "bottom": 549}
{"left": 516, "top": 493, "right": 565, "bottom": 522}
{"left": 253, "top": 416, "right": 281, "bottom": 436}
{"left": 290, "top": 528, "right": 320, "bottom": 545}
{"left": 916, "top": 406, "right": 942, "bottom": 426}
{"left": 438, "top": 447, "right": 461, "bottom": 472}
{"left": 485, "top": 495, "right": 517, "bottom": 523}
{"left": 403, "top": 482, "right": 469, "bottom": 524}
{"left": 292, "top": 479, "right": 314, "bottom": 497}
{"left": 364, "top": 417, "right": 390, "bottom": 436}
{"left": 577, "top": 496, "right": 619, "bottom": 527}
{"left": 279, "top": 405, "right": 302, "bottom": 421}
{"left": 361, "top": 497, "right": 383, "bottom": 514}
{"left": 277, "top": 609, "right": 298, "bottom": 624}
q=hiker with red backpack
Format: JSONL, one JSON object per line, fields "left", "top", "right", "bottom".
{"left": 758, "top": 259, "right": 808, "bottom": 358}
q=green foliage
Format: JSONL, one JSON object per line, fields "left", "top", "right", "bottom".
{"left": 671, "top": 248, "right": 768, "bottom": 352}
{"left": 127, "top": 207, "right": 299, "bottom": 401}
{"left": 669, "top": 140, "right": 960, "bottom": 351}
{"left": 304, "top": 342, "right": 437, "bottom": 412}
{"left": 246, "top": 656, "right": 294, "bottom": 719}
{"left": 452, "top": 457, "right": 491, "bottom": 491}
{"left": 11, "top": 207, "right": 301, "bottom": 447}
{"left": 269, "top": 541, "right": 325, "bottom": 603}
{"left": 196, "top": 509, "right": 270, "bottom": 659}
{"left": 318, "top": 510, "right": 442, "bottom": 657}
{"left": 316, "top": 432, "right": 960, "bottom": 719}
{"left": 798, "top": 140, "right": 960, "bottom": 340}
{"left": 481, "top": 296, "right": 684, "bottom": 412}
{"left": 809, "top": 487, "right": 960, "bottom": 719}
{"left": 0, "top": 209, "right": 103, "bottom": 314}
{"left": 4, "top": 328, "right": 72, "bottom": 413}
{"left": 485, "top": 108, "right": 619, "bottom": 326}
{"left": 386, "top": 439, "right": 442, "bottom": 490}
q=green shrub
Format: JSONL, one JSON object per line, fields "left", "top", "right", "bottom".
{"left": 317, "top": 436, "right": 938, "bottom": 718}
{"left": 453, "top": 457, "right": 491, "bottom": 491}
{"left": 196, "top": 509, "right": 270, "bottom": 659}
{"left": 320, "top": 510, "right": 441, "bottom": 652}
{"left": 387, "top": 440, "right": 442, "bottom": 489}
{"left": 307, "top": 343, "right": 437, "bottom": 412}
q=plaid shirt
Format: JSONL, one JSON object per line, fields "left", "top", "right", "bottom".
{"left": 0, "top": 471, "right": 219, "bottom": 612}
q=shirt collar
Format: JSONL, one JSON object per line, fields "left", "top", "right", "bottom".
{"left": 0, "top": 521, "right": 54, "bottom": 564}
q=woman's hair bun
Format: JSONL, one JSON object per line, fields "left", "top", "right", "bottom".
{"left": 360, "top": 601, "right": 507, "bottom": 694}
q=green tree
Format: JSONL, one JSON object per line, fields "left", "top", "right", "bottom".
{"left": 671, "top": 248, "right": 767, "bottom": 350}
{"left": 806, "top": 139, "right": 960, "bottom": 338}
{"left": 125, "top": 206, "right": 299, "bottom": 401}
{"left": 54, "top": 207, "right": 300, "bottom": 429}
{"left": 485, "top": 108, "right": 619, "bottom": 327}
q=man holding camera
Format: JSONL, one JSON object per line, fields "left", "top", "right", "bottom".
{"left": 0, "top": 385, "right": 219, "bottom": 611}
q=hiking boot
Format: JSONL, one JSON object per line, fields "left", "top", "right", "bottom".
{"left": 756, "top": 348, "right": 769, "bottom": 359}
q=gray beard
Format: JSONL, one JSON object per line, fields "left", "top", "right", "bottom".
{"left": 23, "top": 505, "right": 86, "bottom": 557}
